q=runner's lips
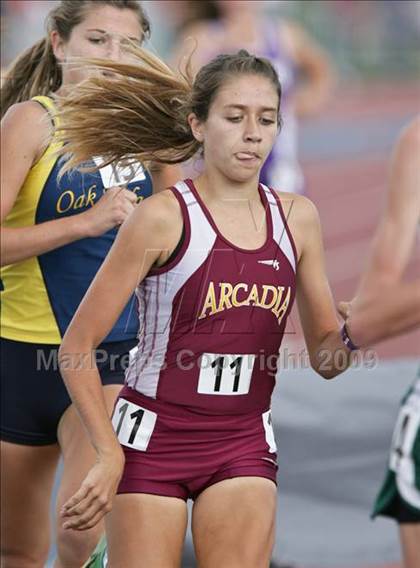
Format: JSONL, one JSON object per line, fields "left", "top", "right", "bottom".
{"left": 235, "top": 151, "right": 261, "bottom": 159}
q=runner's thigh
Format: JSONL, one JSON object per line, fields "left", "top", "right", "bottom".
{"left": 192, "top": 476, "right": 277, "bottom": 568}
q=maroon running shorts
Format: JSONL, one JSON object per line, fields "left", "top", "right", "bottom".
{"left": 114, "top": 386, "right": 278, "bottom": 501}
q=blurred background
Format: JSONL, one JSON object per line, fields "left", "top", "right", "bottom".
{"left": 2, "top": 1, "right": 420, "bottom": 78}
{"left": 1, "top": 1, "right": 419, "bottom": 567}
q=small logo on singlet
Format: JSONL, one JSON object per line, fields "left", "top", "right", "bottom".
{"left": 258, "top": 259, "right": 280, "bottom": 271}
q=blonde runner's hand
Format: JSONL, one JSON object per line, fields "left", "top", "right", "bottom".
{"left": 81, "top": 186, "right": 138, "bottom": 238}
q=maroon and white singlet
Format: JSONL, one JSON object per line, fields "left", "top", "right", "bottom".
{"left": 114, "top": 179, "right": 297, "bottom": 499}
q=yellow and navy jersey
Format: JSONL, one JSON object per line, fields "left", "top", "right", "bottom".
{"left": 1, "top": 95, "right": 153, "bottom": 344}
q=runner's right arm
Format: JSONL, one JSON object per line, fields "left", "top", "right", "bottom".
{"left": 343, "top": 118, "right": 420, "bottom": 346}
{"left": 59, "top": 190, "right": 183, "bottom": 530}
{"left": 1, "top": 102, "right": 137, "bottom": 267}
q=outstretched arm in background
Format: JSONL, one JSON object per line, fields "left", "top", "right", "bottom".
{"left": 340, "top": 117, "right": 420, "bottom": 347}
{"left": 282, "top": 20, "right": 335, "bottom": 117}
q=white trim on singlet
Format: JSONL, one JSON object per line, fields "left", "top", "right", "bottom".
{"left": 260, "top": 184, "right": 296, "bottom": 273}
{"left": 125, "top": 181, "right": 217, "bottom": 397}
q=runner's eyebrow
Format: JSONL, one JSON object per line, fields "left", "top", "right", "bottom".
{"left": 223, "top": 104, "right": 277, "bottom": 113}
{"left": 86, "top": 28, "right": 141, "bottom": 42}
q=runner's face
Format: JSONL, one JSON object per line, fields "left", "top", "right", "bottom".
{"left": 191, "top": 74, "right": 279, "bottom": 183}
{"left": 52, "top": 5, "right": 143, "bottom": 86}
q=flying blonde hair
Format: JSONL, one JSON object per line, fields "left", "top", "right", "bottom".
{"left": 55, "top": 46, "right": 282, "bottom": 172}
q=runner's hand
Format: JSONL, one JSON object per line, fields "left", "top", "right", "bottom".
{"left": 61, "top": 454, "right": 124, "bottom": 531}
{"left": 82, "top": 186, "right": 138, "bottom": 237}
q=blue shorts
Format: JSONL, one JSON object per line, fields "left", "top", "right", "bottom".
{"left": 0, "top": 337, "right": 136, "bottom": 446}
